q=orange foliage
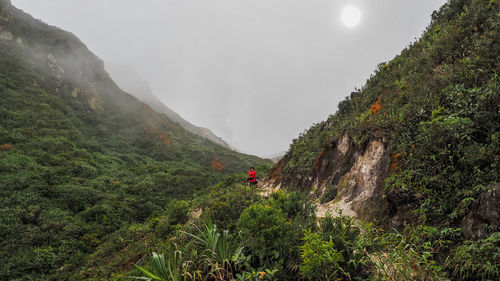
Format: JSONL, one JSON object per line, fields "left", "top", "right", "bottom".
{"left": 149, "top": 128, "right": 172, "bottom": 145}
{"left": 313, "top": 148, "right": 325, "bottom": 170}
{"left": 211, "top": 159, "right": 225, "bottom": 172}
{"left": 0, "top": 144, "right": 14, "bottom": 151}
{"left": 391, "top": 153, "right": 402, "bottom": 171}
{"left": 158, "top": 133, "right": 172, "bottom": 145}
{"left": 113, "top": 180, "right": 120, "bottom": 185}
{"left": 370, "top": 98, "right": 381, "bottom": 115}
{"left": 143, "top": 104, "right": 163, "bottom": 123}
{"left": 269, "top": 162, "right": 283, "bottom": 181}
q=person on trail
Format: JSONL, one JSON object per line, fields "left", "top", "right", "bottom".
{"left": 247, "top": 167, "right": 257, "bottom": 185}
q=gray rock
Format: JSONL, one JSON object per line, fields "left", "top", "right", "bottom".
{"left": 47, "top": 54, "right": 65, "bottom": 87}
{"left": 461, "top": 183, "right": 500, "bottom": 240}
{"left": 316, "top": 138, "right": 391, "bottom": 220}
{"left": 0, "top": 31, "right": 13, "bottom": 42}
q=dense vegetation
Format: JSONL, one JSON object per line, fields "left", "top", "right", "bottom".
{"left": 265, "top": 0, "right": 499, "bottom": 279}
{"left": 1, "top": 0, "right": 499, "bottom": 280}
{"left": 121, "top": 172, "right": 499, "bottom": 281}
{"left": 113, "top": 173, "right": 379, "bottom": 281}
{"left": 284, "top": 0, "right": 499, "bottom": 221}
{"left": 0, "top": 2, "right": 268, "bottom": 280}
{"left": 126, "top": 1, "right": 498, "bottom": 280}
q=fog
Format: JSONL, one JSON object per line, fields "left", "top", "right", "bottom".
{"left": 12, "top": 0, "right": 447, "bottom": 157}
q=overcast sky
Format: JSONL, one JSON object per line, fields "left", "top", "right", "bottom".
{"left": 13, "top": 0, "right": 447, "bottom": 157}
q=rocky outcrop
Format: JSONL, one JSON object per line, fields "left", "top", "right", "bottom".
{"left": 47, "top": 54, "right": 64, "bottom": 87}
{"left": 315, "top": 138, "right": 391, "bottom": 221}
{"left": 461, "top": 183, "right": 500, "bottom": 240}
{"left": 0, "top": 0, "right": 12, "bottom": 25}
{"left": 267, "top": 134, "right": 393, "bottom": 222}
{"left": 0, "top": 31, "right": 13, "bottom": 42}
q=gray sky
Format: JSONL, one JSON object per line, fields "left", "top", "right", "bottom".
{"left": 12, "top": 0, "right": 446, "bottom": 157}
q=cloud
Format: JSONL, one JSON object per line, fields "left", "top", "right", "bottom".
{"left": 12, "top": 0, "right": 447, "bottom": 157}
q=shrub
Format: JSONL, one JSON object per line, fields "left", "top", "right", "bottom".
{"left": 201, "top": 184, "right": 258, "bottom": 232}
{"left": 236, "top": 201, "right": 299, "bottom": 270}
{"left": 153, "top": 200, "right": 190, "bottom": 237}
{"left": 183, "top": 223, "right": 245, "bottom": 280}
{"left": 269, "top": 191, "right": 315, "bottom": 220}
{"left": 445, "top": 232, "right": 500, "bottom": 280}
{"left": 372, "top": 225, "right": 449, "bottom": 281}
{"left": 299, "top": 229, "right": 344, "bottom": 280}
{"left": 318, "top": 214, "right": 373, "bottom": 279}
{"left": 132, "top": 251, "right": 191, "bottom": 281}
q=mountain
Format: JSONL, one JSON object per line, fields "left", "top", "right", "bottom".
{"left": 268, "top": 0, "right": 499, "bottom": 234}
{"left": 2, "top": 0, "right": 499, "bottom": 280}
{"left": 118, "top": 1, "right": 496, "bottom": 280}
{"left": 0, "top": 1, "right": 270, "bottom": 279}
{"left": 105, "top": 63, "right": 235, "bottom": 150}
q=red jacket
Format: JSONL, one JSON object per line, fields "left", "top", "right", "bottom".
{"left": 248, "top": 170, "right": 256, "bottom": 182}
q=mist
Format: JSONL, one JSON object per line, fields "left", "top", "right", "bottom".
{"left": 12, "top": 0, "right": 447, "bottom": 157}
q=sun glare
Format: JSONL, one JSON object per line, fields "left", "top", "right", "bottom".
{"left": 341, "top": 6, "right": 361, "bottom": 28}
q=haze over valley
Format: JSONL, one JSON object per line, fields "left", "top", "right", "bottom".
{"left": 12, "top": 0, "right": 447, "bottom": 157}
{"left": 1, "top": 0, "right": 498, "bottom": 280}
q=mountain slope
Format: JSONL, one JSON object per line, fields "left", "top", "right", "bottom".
{"left": 268, "top": 0, "right": 499, "bottom": 232}
{"left": 0, "top": 1, "right": 269, "bottom": 279}
{"left": 118, "top": 1, "right": 499, "bottom": 280}
{"left": 105, "top": 63, "right": 235, "bottom": 150}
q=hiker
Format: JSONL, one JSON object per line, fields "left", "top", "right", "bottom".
{"left": 247, "top": 167, "right": 257, "bottom": 185}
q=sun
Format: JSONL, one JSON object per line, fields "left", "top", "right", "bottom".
{"left": 341, "top": 6, "right": 361, "bottom": 28}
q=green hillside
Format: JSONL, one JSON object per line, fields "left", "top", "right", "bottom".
{"left": 0, "top": 1, "right": 269, "bottom": 279}
{"left": 1, "top": 0, "right": 499, "bottom": 280}
{"left": 121, "top": 1, "right": 498, "bottom": 281}
{"left": 272, "top": 0, "right": 499, "bottom": 224}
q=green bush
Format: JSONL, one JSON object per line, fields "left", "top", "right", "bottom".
{"left": 269, "top": 191, "right": 315, "bottom": 220}
{"left": 299, "top": 229, "right": 344, "bottom": 280}
{"left": 317, "top": 214, "right": 375, "bottom": 279}
{"left": 445, "top": 232, "right": 500, "bottom": 280}
{"left": 201, "top": 183, "right": 258, "bottom": 232}
{"left": 236, "top": 201, "right": 299, "bottom": 270}
{"left": 153, "top": 200, "right": 190, "bottom": 237}
{"left": 372, "top": 224, "right": 450, "bottom": 281}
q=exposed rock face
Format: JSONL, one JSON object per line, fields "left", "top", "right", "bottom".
{"left": 461, "top": 183, "right": 500, "bottom": 240}
{"left": 0, "top": 31, "right": 13, "bottom": 42}
{"left": 47, "top": 54, "right": 64, "bottom": 87}
{"left": 267, "top": 134, "right": 392, "bottom": 222}
{"left": 316, "top": 139, "right": 391, "bottom": 220}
